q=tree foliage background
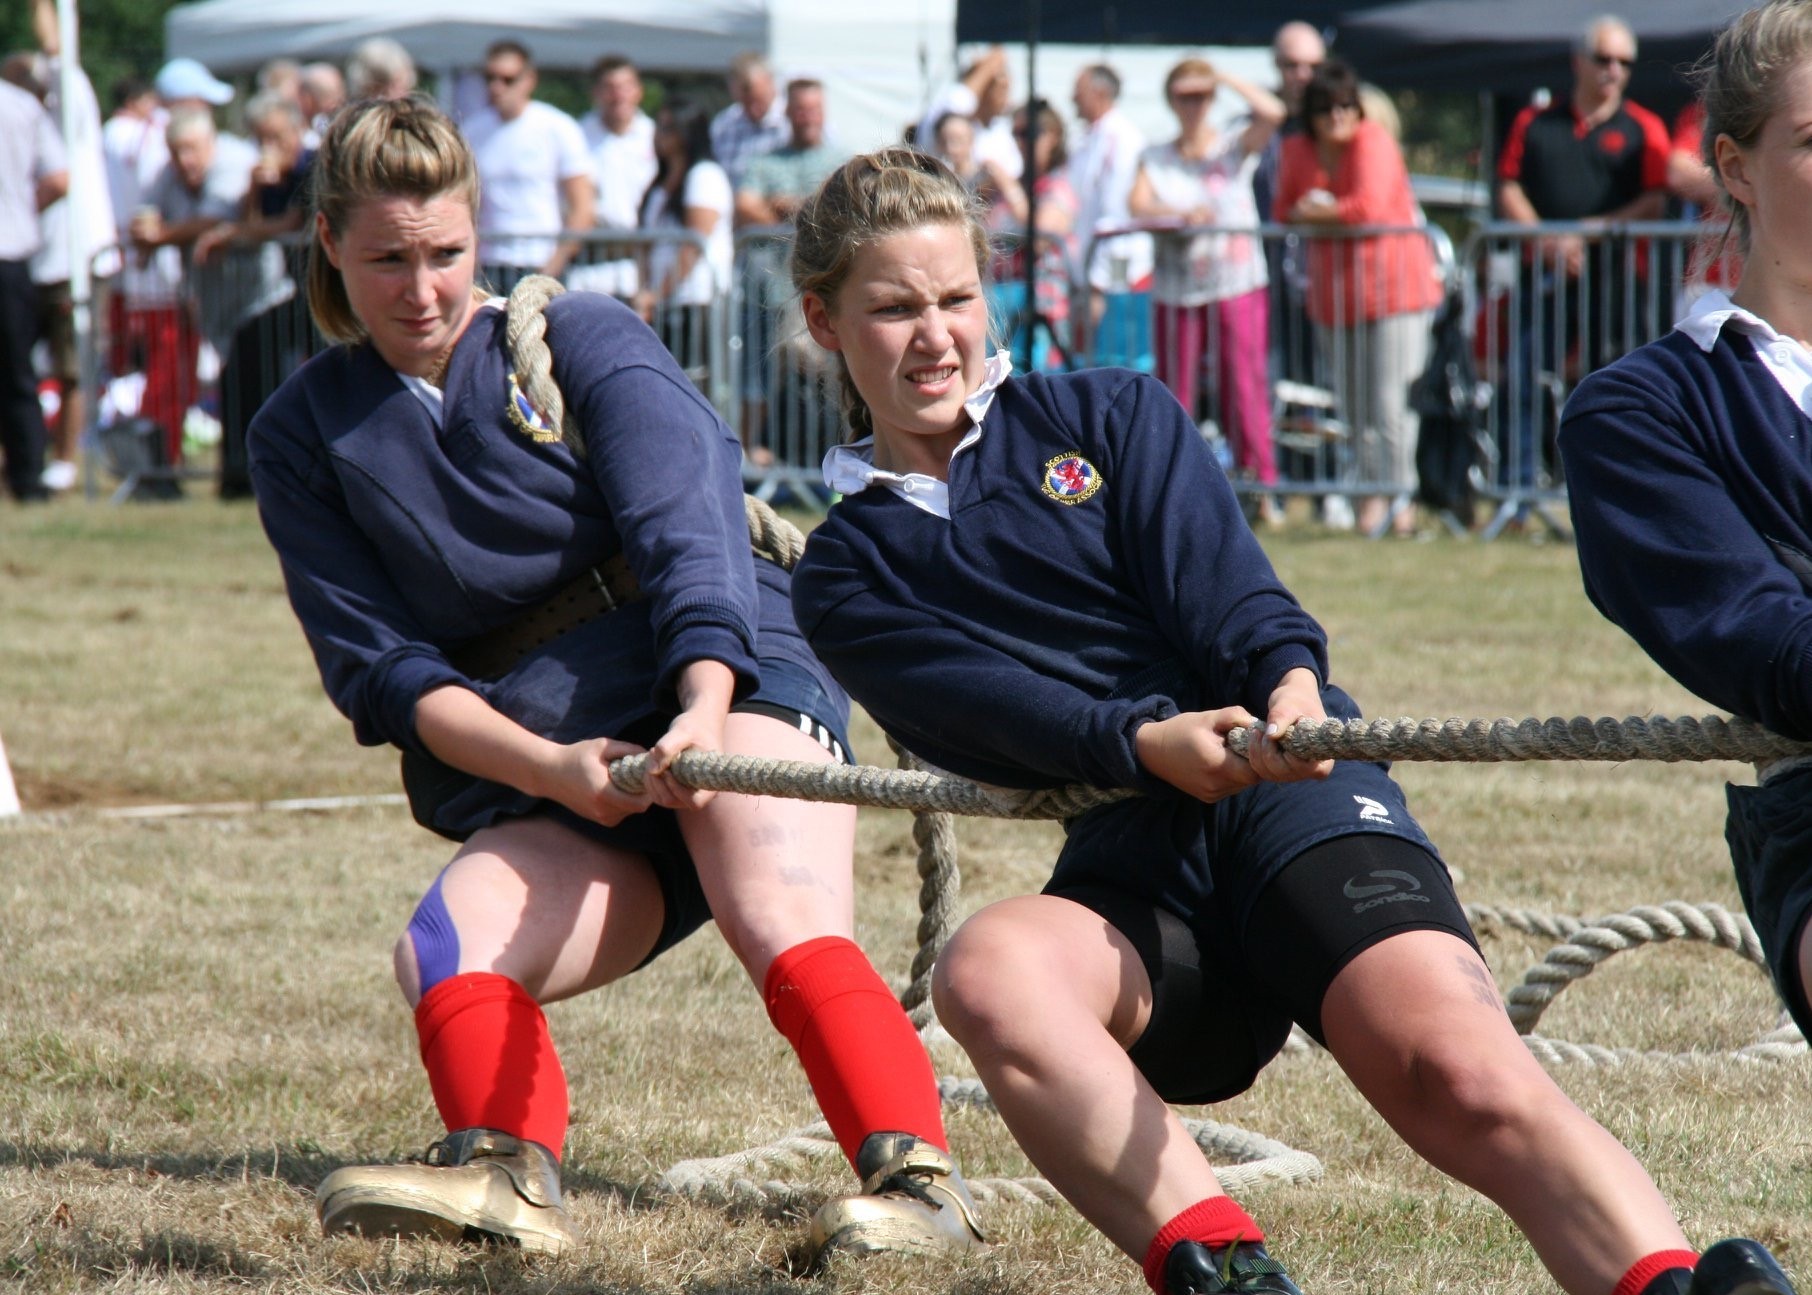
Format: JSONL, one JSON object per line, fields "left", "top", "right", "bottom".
{"left": 2, "top": 0, "right": 183, "bottom": 105}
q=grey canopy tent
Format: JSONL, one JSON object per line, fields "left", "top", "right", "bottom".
{"left": 1334, "top": 0, "right": 1751, "bottom": 98}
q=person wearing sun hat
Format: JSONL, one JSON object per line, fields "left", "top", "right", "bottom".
{"left": 154, "top": 57, "right": 233, "bottom": 110}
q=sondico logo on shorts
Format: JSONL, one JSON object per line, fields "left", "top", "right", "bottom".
{"left": 1343, "top": 870, "right": 1431, "bottom": 914}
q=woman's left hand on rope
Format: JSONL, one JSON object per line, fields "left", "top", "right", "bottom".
{"left": 1245, "top": 667, "right": 1335, "bottom": 784}
{"left": 643, "top": 660, "right": 737, "bottom": 811}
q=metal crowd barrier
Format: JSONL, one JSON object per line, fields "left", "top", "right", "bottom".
{"left": 1463, "top": 220, "right": 1719, "bottom": 538}
{"left": 78, "top": 218, "right": 1727, "bottom": 533}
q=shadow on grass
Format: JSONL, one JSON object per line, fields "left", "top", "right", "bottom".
{"left": 0, "top": 1140, "right": 657, "bottom": 1207}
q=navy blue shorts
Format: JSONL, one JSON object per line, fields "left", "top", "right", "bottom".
{"left": 405, "top": 654, "right": 853, "bottom": 968}
{"left": 1724, "top": 767, "right": 1812, "bottom": 1041}
{"left": 1045, "top": 685, "right": 1473, "bottom": 1103}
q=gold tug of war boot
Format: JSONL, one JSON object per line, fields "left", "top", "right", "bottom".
{"left": 810, "top": 1132, "right": 988, "bottom": 1259}
{"left": 316, "top": 1127, "right": 575, "bottom": 1254}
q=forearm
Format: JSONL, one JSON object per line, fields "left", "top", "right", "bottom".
{"left": 1498, "top": 181, "right": 1540, "bottom": 225}
{"left": 413, "top": 682, "right": 563, "bottom": 798}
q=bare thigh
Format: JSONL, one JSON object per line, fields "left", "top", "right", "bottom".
{"left": 677, "top": 711, "right": 858, "bottom": 985}
{"left": 396, "top": 813, "right": 669, "bottom": 1007}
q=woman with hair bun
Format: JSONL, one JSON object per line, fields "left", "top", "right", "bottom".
{"left": 248, "top": 95, "right": 983, "bottom": 1262}
{"left": 788, "top": 143, "right": 1794, "bottom": 1295}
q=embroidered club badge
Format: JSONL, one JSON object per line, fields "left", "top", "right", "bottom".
{"left": 1041, "top": 452, "right": 1102, "bottom": 505}
{"left": 506, "top": 371, "right": 562, "bottom": 444}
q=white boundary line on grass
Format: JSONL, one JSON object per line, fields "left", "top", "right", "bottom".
{"left": 4, "top": 793, "right": 408, "bottom": 823}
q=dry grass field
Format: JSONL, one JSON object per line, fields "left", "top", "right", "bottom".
{"left": 0, "top": 498, "right": 1806, "bottom": 1294}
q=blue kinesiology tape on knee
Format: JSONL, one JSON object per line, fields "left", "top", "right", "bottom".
{"left": 406, "top": 872, "right": 461, "bottom": 995}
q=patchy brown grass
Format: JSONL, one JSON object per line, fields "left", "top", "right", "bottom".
{"left": 0, "top": 498, "right": 1806, "bottom": 1293}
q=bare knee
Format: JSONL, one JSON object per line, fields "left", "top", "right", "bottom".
{"left": 931, "top": 915, "right": 1035, "bottom": 1050}
{"left": 393, "top": 929, "right": 422, "bottom": 1007}
{"left": 1387, "top": 1036, "right": 1557, "bottom": 1168}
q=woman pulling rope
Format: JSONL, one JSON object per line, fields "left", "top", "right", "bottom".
{"left": 779, "top": 141, "right": 1793, "bottom": 1295}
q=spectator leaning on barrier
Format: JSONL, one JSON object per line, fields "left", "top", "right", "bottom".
{"left": 916, "top": 46, "right": 1021, "bottom": 179}
{"left": 1496, "top": 14, "right": 1669, "bottom": 505}
{"left": 204, "top": 90, "right": 319, "bottom": 499}
{"left": 710, "top": 51, "right": 788, "bottom": 190}
{"left": 988, "top": 98, "right": 1078, "bottom": 368}
{"left": 465, "top": 40, "right": 596, "bottom": 292}
{"left": 346, "top": 38, "right": 416, "bottom": 102}
{"left": 573, "top": 54, "right": 657, "bottom": 300}
{"left": 101, "top": 76, "right": 186, "bottom": 453}
{"left": 634, "top": 102, "right": 734, "bottom": 370}
{"left": 1252, "top": 21, "right": 1325, "bottom": 241}
{"left": 1129, "top": 57, "right": 1284, "bottom": 522}
{"left": 0, "top": 71, "right": 67, "bottom": 502}
{"left": 132, "top": 106, "right": 251, "bottom": 465}
{"left": 297, "top": 62, "right": 344, "bottom": 145}
{"left": 1069, "top": 62, "right": 1152, "bottom": 330}
{"left": 733, "top": 76, "right": 846, "bottom": 464}
{"left": 1275, "top": 60, "right": 1442, "bottom": 538}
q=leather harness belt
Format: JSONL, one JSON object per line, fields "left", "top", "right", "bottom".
{"left": 449, "top": 552, "right": 643, "bottom": 682}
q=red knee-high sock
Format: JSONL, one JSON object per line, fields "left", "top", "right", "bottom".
{"left": 763, "top": 935, "right": 947, "bottom": 1168}
{"left": 1615, "top": 1251, "right": 1699, "bottom": 1295}
{"left": 415, "top": 972, "right": 569, "bottom": 1160}
{"left": 1143, "top": 1197, "right": 1266, "bottom": 1294}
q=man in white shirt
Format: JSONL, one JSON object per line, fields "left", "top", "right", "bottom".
{"left": 464, "top": 40, "right": 596, "bottom": 291}
{"left": 1069, "top": 63, "right": 1152, "bottom": 324}
{"left": 709, "top": 51, "right": 788, "bottom": 190}
{"left": 915, "top": 46, "right": 1020, "bottom": 179}
{"left": 0, "top": 75, "right": 67, "bottom": 500}
{"left": 12, "top": 0, "right": 117, "bottom": 489}
{"left": 573, "top": 54, "right": 655, "bottom": 299}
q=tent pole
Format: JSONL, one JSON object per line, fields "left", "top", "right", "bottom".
{"left": 1019, "top": 0, "right": 1040, "bottom": 374}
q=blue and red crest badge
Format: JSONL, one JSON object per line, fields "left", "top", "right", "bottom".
{"left": 505, "top": 371, "right": 562, "bottom": 444}
{"left": 1041, "top": 452, "right": 1103, "bottom": 505}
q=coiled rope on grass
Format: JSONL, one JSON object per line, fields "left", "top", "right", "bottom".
{"left": 658, "top": 1077, "right": 1324, "bottom": 1210}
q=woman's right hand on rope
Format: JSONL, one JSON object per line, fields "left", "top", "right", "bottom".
{"left": 1244, "top": 667, "right": 1336, "bottom": 785}
{"left": 1134, "top": 707, "right": 1264, "bottom": 803}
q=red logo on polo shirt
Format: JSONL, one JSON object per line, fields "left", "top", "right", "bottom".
{"left": 1598, "top": 128, "right": 1626, "bottom": 154}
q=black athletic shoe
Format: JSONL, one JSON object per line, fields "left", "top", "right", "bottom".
{"left": 1165, "top": 1239, "right": 1305, "bottom": 1294}
{"left": 1688, "top": 1239, "right": 1798, "bottom": 1295}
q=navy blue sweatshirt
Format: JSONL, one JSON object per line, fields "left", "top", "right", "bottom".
{"left": 250, "top": 292, "right": 826, "bottom": 757}
{"left": 792, "top": 368, "right": 1329, "bottom": 791}
{"left": 1562, "top": 325, "right": 1812, "bottom": 739}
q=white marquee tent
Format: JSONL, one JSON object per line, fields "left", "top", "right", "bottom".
{"left": 164, "top": 0, "right": 960, "bottom": 152}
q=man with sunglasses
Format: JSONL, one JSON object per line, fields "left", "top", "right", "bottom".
{"left": 464, "top": 40, "right": 595, "bottom": 293}
{"left": 1495, "top": 15, "right": 1669, "bottom": 516}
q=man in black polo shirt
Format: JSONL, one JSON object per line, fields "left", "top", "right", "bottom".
{"left": 1496, "top": 14, "right": 1668, "bottom": 507}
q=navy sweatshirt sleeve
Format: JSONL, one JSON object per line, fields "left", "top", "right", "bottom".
{"left": 548, "top": 297, "right": 759, "bottom": 710}
{"left": 1101, "top": 374, "right": 1328, "bottom": 714}
{"left": 1561, "top": 339, "right": 1812, "bottom": 739}
{"left": 249, "top": 377, "right": 467, "bottom": 754}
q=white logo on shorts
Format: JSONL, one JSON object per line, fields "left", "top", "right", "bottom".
{"left": 1353, "top": 794, "right": 1393, "bottom": 824}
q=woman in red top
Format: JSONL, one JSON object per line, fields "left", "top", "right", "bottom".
{"left": 1275, "top": 61, "right": 1443, "bottom": 536}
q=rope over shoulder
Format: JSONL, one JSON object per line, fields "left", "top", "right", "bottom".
{"left": 505, "top": 275, "right": 806, "bottom": 569}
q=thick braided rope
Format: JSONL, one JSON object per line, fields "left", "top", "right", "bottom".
{"left": 658, "top": 1076, "right": 1322, "bottom": 1209}
{"left": 610, "top": 715, "right": 1812, "bottom": 817}
{"left": 1240, "top": 714, "right": 1812, "bottom": 764}
{"left": 892, "top": 740, "right": 962, "bottom": 1030}
{"left": 1465, "top": 900, "right": 1805, "bottom": 1065}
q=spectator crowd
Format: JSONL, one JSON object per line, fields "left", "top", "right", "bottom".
{"left": 0, "top": 10, "right": 1716, "bottom": 533}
